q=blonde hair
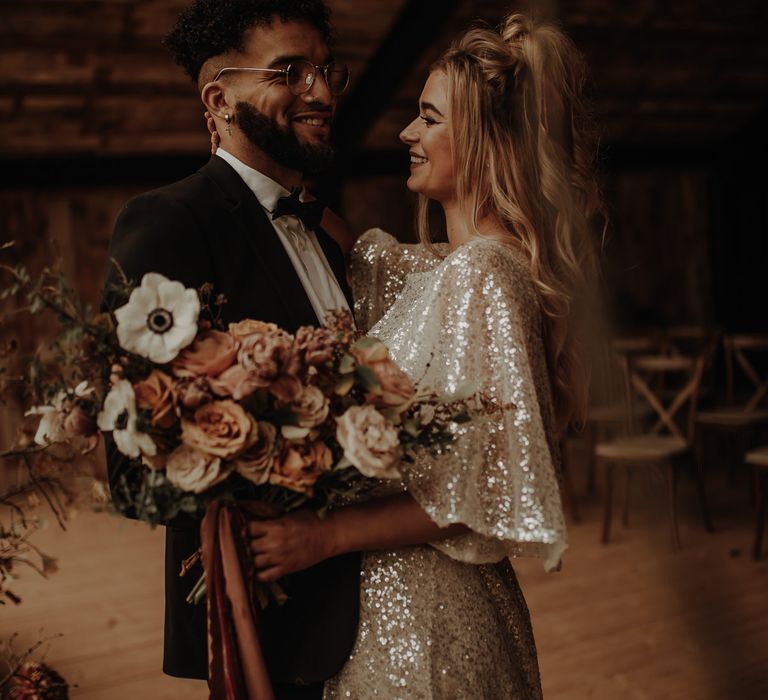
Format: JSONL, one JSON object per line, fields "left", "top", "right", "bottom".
{"left": 418, "top": 12, "right": 605, "bottom": 435}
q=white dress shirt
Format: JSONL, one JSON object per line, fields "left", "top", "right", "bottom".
{"left": 216, "top": 148, "right": 350, "bottom": 324}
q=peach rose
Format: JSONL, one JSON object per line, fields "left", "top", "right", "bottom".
{"left": 166, "top": 444, "right": 231, "bottom": 493}
{"left": 181, "top": 400, "right": 253, "bottom": 458}
{"left": 351, "top": 341, "right": 415, "bottom": 409}
{"left": 233, "top": 421, "right": 277, "bottom": 486}
{"left": 134, "top": 370, "right": 177, "bottom": 429}
{"left": 269, "top": 440, "right": 333, "bottom": 496}
{"left": 228, "top": 320, "right": 279, "bottom": 340}
{"left": 336, "top": 405, "right": 401, "bottom": 479}
{"left": 294, "top": 385, "right": 330, "bottom": 428}
{"left": 172, "top": 330, "right": 238, "bottom": 378}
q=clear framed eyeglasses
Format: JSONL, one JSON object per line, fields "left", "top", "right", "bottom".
{"left": 214, "top": 60, "right": 350, "bottom": 96}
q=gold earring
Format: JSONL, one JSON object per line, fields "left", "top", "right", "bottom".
{"left": 224, "top": 113, "right": 232, "bottom": 136}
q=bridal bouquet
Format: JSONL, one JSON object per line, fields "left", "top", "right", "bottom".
{"left": 12, "top": 267, "right": 474, "bottom": 532}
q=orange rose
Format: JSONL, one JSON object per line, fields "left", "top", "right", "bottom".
{"left": 269, "top": 440, "right": 333, "bottom": 496}
{"left": 172, "top": 330, "right": 238, "bottom": 378}
{"left": 181, "top": 400, "right": 253, "bottom": 458}
{"left": 133, "top": 370, "right": 177, "bottom": 429}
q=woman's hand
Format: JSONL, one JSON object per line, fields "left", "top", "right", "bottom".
{"left": 248, "top": 509, "right": 338, "bottom": 582}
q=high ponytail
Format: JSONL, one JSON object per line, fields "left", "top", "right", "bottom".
{"left": 418, "top": 12, "right": 605, "bottom": 435}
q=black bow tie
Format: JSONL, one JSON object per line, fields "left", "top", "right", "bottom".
{"left": 272, "top": 188, "right": 325, "bottom": 231}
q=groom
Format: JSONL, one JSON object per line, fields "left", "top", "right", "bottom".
{"left": 103, "top": 1, "right": 360, "bottom": 697}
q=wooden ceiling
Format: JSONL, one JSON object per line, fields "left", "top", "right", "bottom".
{"left": 1, "top": 0, "right": 767, "bottom": 161}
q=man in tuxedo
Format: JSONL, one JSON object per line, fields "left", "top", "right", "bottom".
{"left": 103, "top": 1, "right": 360, "bottom": 697}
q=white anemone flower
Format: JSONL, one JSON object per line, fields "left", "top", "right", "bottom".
{"left": 114, "top": 272, "right": 200, "bottom": 364}
{"left": 97, "top": 380, "right": 157, "bottom": 459}
{"left": 26, "top": 401, "right": 67, "bottom": 446}
{"left": 25, "top": 382, "right": 95, "bottom": 446}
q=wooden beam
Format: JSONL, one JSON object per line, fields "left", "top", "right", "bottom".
{"left": 333, "top": 0, "right": 463, "bottom": 157}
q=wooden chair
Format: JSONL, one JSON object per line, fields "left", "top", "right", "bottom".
{"left": 596, "top": 354, "right": 713, "bottom": 548}
{"left": 583, "top": 334, "right": 662, "bottom": 494}
{"left": 745, "top": 446, "right": 768, "bottom": 559}
{"left": 696, "top": 334, "right": 768, "bottom": 477}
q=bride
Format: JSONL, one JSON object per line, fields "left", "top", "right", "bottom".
{"left": 248, "top": 12, "right": 602, "bottom": 698}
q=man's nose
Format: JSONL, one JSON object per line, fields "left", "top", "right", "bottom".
{"left": 303, "top": 70, "right": 333, "bottom": 105}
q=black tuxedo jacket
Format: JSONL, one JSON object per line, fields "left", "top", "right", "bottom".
{"left": 103, "top": 156, "right": 360, "bottom": 683}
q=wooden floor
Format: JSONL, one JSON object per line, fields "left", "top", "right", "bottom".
{"left": 3, "top": 449, "right": 767, "bottom": 699}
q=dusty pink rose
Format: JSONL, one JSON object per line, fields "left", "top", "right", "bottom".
{"left": 295, "top": 326, "right": 336, "bottom": 366}
{"left": 172, "top": 330, "right": 238, "bottom": 378}
{"left": 211, "top": 326, "right": 301, "bottom": 402}
{"left": 336, "top": 405, "right": 401, "bottom": 479}
{"left": 269, "top": 441, "right": 333, "bottom": 496}
{"left": 165, "top": 444, "right": 231, "bottom": 493}
{"left": 181, "top": 400, "right": 252, "bottom": 458}
{"left": 352, "top": 341, "right": 415, "bottom": 409}
{"left": 134, "top": 370, "right": 177, "bottom": 428}
{"left": 175, "top": 376, "right": 214, "bottom": 409}
{"left": 233, "top": 421, "right": 277, "bottom": 485}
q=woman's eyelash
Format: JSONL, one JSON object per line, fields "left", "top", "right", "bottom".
{"left": 420, "top": 115, "right": 437, "bottom": 125}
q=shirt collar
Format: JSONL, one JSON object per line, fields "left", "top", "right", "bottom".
{"left": 215, "top": 148, "right": 304, "bottom": 213}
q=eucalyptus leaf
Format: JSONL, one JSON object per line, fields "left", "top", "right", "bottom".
{"left": 339, "top": 353, "right": 356, "bottom": 375}
{"left": 355, "top": 365, "right": 382, "bottom": 395}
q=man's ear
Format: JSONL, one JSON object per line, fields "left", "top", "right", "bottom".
{"left": 201, "top": 81, "right": 231, "bottom": 118}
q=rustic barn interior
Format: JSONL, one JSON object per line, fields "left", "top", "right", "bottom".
{"left": 2, "top": 0, "right": 768, "bottom": 698}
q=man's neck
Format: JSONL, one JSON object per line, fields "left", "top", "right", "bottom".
{"left": 221, "top": 140, "right": 303, "bottom": 191}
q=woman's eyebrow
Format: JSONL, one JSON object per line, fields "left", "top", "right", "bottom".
{"left": 419, "top": 101, "right": 445, "bottom": 117}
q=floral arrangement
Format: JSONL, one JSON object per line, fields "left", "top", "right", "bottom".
{"left": 12, "top": 268, "right": 473, "bottom": 531}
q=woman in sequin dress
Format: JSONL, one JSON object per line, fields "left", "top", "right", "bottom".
{"left": 249, "top": 13, "right": 603, "bottom": 699}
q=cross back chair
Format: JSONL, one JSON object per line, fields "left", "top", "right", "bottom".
{"left": 697, "top": 334, "right": 768, "bottom": 480}
{"left": 583, "top": 334, "right": 664, "bottom": 495}
{"left": 596, "top": 353, "right": 712, "bottom": 549}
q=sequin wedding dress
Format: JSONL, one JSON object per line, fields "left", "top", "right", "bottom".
{"left": 323, "top": 229, "right": 567, "bottom": 700}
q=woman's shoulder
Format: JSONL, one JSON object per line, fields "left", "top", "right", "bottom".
{"left": 440, "top": 237, "right": 536, "bottom": 299}
{"left": 350, "top": 228, "right": 448, "bottom": 274}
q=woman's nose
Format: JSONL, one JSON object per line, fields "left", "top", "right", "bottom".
{"left": 400, "top": 118, "right": 419, "bottom": 144}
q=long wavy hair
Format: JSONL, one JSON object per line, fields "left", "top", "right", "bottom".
{"left": 417, "top": 12, "right": 605, "bottom": 435}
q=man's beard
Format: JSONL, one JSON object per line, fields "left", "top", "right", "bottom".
{"left": 235, "top": 101, "right": 334, "bottom": 174}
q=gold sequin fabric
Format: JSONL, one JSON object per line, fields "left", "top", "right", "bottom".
{"left": 324, "top": 229, "right": 566, "bottom": 699}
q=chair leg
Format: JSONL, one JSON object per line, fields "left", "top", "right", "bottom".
{"left": 586, "top": 423, "right": 597, "bottom": 496}
{"left": 692, "top": 449, "right": 715, "bottom": 533}
{"left": 664, "top": 461, "right": 681, "bottom": 550}
{"left": 622, "top": 468, "right": 631, "bottom": 528}
{"left": 754, "top": 468, "right": 766, "bottom": 560}
{"left": 561, "top": 446, "right": 581, "bottom": 523}
{"left": 601, "top": 460, "right": 613, "bottom": 544}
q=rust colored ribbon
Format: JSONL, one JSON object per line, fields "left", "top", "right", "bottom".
{"left": 201, "top": 500, "right": 282, "bottom": 700}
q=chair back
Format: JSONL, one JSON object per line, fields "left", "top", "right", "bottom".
{"left": 622, "top": 354, "right": 706, "bottom": 445}
{"left": 664, "top": 326, "right": 721, "bottom": 360}
{"left": 724, "top": 334, "right": 768, "bottom": 412}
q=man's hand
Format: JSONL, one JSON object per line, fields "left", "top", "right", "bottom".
{"left": 248, "top": 509, "right": 338, "bottom": 582}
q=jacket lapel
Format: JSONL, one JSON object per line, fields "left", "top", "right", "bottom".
{"left": 200, "top": 157, "right": 319, "bottom": 330}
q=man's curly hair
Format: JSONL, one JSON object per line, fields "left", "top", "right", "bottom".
{"left": 164, "top": 0, "right": 333, "bottom": 83}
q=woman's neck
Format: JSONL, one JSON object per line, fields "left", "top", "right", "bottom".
{"left": 443, "top": 201, "right": 508, "bottom": 251}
